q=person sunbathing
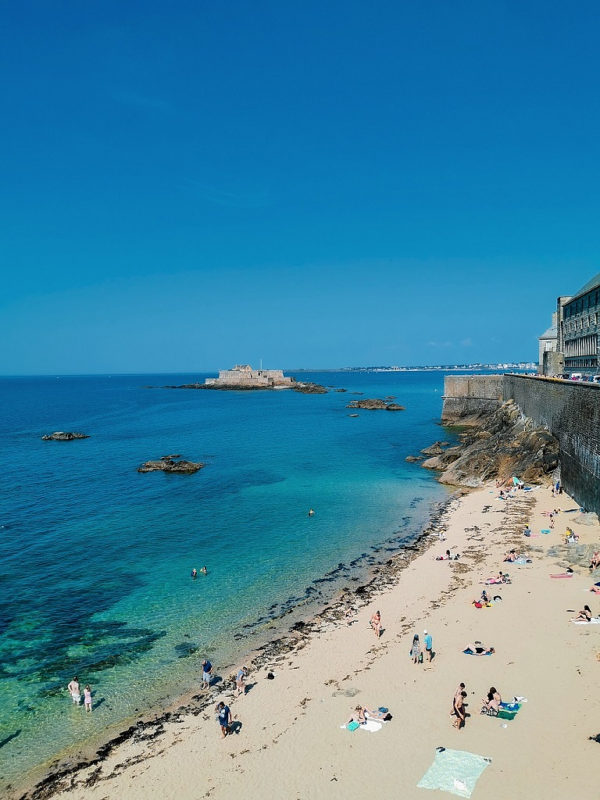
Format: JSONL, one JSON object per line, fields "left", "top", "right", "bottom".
{"left": 572, "top": 605, "right": 593, "bottom": 622}
{"left": 589, "top": 552, "right": 600, "bottom": 570}
{"left": 481, "top": 687, "right": 501, "bottom": 713}
{"left": 504, "top": 550, "right": 518, "bottom": 562}
{"left": 481, "top": 571, "right": 508, "bottom": 585}
{"left": 465, "top": 642, "right": 495, "bottom": 655}
{"left": 348, "top": 705, "right": 391, "bottom": 725}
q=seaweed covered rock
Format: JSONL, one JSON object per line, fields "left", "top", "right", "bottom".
{"left": 346, "top": 398, "right": 405, "bottom": 411}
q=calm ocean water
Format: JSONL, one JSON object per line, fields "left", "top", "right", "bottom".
{"left": 0, "top": 370, "right": 455, "bottom": 786}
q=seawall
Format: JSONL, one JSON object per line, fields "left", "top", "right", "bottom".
{"left": 441, "top": 375, "right": 504, "bottom": 422}
{"left": 442, "top": 374, "right": 600, "bottom": 515}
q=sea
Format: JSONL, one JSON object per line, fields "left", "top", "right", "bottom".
{"left": 0, "top": 370, "right": 459, "bottom": 788}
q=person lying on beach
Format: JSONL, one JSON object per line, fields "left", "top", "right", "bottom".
{"left": 481, "top": 571, "right": 509, "bottom": 585}
{"left": 370, "top": 610, "right": 382, "bottom": 638}
{"left": 348, "top": 705, "right": 391, "bottom": 725}
{"left": 464, "top": 642, "right": 495, "bottom": 655}
{"left": 481, "top": 687, "right": 501, "bottom": 714}
{"left": 436, "top": 549, "right": 452, "bottom": 561}
{"left": 589, "top": 552, "right": 600, "bottom": 570}
{"left": 572, "top": 605, "right": 593, "bottom": 622}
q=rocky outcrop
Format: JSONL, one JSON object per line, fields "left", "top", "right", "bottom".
{"left": 292, "top": 383, "right": 328, "bottom": 394}
{"left": 422, "top": 399, "right": 558, "bottom": 487}
{"left": 42, "top": 432, "right": 89, "bottom": 441}
{"left": 346, "top": 398, "right": 405, "bottom": 411}
{"left": 405, "top": 455, "right": 424, "bottom": 462}
{"left": 138, "top": 457, "right": 204, "bottom": 474}
{"left": 420, "top": 441, "right": 449, "bottom": 456}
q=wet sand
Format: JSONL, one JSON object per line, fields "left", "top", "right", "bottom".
{"left": 15, "top": 483, "right": 600, "bottom": 799}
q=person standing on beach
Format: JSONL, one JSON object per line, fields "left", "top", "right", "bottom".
{"left": 424, "top": 629, "right": 433, "bottom": 662}
{"left": 453, "top": 691, "right": 467, "bottom": 730}
{"left": 370, "top": 610, "right": 382, "bottom": 638}
{"left": 84, "top": 685, "right": 92, "bottom": 712}
{"left": 201, "top": 659, "right": 213, "bottom": 689}
{"left": 68, "top": 676, "right": 81, "bottom": 705}
{"left": 216, "top": 701, "right": 232, "bottom": 738}
{"left": 411, "top": 634, "right": 421, "bottom": 664}
{"left": 236, "top": 666, "right": 248, "bottom": 696}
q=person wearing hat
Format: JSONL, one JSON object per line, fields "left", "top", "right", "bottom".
{"left": 424, "top": 629, "right": 433, "bottom": 662}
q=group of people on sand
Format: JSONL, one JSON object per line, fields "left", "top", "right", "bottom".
{"left": 201, "top": 659, "right": 249, "bottom": 737}
{"left": 436, "top": 549, "right": 459, "bottom": 561}
{"left": 409, "top": 630, "right": 433, "bottom": 664}
{"left": 67, "top": 677, "right": 93, "bottom": 712}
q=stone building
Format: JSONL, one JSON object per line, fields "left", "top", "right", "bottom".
{"left": 537, "top": 312, "right": 559, "bottom": 375}
{"left": 204, "top": 364, "right": 295, "bottom": 388}
{"left": 558, "top": 273, "right": 600, "bottom": 375}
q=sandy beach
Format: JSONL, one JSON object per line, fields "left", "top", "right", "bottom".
{"left": 18, "top": 481, "right": 600, "bottom": 800}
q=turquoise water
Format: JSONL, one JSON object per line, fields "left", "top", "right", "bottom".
{"left": 0, "top": 371, "right": 452, "bottom": 786}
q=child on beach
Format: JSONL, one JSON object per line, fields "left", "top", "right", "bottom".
{"left": 84, "top": 685, "right": 92, "bottom": 712}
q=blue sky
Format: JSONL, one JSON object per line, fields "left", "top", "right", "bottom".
{"left": 2, "top": 0, "right": 600, "bottom": 373}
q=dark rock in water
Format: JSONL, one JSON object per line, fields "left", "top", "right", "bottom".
{"left": 335, "top": 388, "right": 347, "bottom": 392}
{"left": 138, "top": 457, "right": 204, "bottom": 474}
{"left": 42, "top": 432, "right": 89, "bottom": 441}
{"left": 423, "top": 399, "right": 559, "bottom": 487}
{"left": 161, "top": 454, "right": 181, "bottom": 459}
{"left": 293, "top": 382, "right": 328, "bottom": 394}
{"left": 405, "top": 455, "right": 424, "bottom": 462}
{"left": 346, "top": 398, "right": 405, "bottom": 411}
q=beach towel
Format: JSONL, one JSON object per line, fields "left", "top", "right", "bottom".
{"left": 550, "top": 573, "right": 573, "bottom": 578}
{"left": 359, "top": 718, "right": 383, "bottom": 732}
{"left": 463, "top": 648, "right": 493, "bottom": 656}
{"left": 346, "top": 721, "right": 360, "bottom": 731}
{"left": 572, "top": 617, "right": 600, "bottom": 624}
{"left": 514, "top": 557, "right": 531, "bottom": 564}
{"left": 499, "top": 702, "right": 521, "bottom": 713}
{"left": 541, "top": 529, "right": 551, "bottom": 534}
{"left": 417, "top": 748, "right": 491, "bottom": 798}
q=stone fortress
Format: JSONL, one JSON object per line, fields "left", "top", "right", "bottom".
{"left": 204, "top": 364, "right": 295, "bottom": 389}
{"left": 538, "top": 272, "right": 600, "bottom": 377}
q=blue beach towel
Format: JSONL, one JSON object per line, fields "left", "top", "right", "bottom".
{"left": 541, "top": 529, "right": 551, "bottom": 534}
{"left": 463, "top": 648, "right": 493, "bottom": 656}
{"left": 418, "top": 748, "right": 491, "bottom": 797}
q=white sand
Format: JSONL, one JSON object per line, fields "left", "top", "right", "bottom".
{"left": 21, "top": 484, "right": 600, "bottom": 799}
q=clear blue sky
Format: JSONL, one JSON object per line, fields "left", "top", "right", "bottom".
{"left": 3, "top": 1, "right": 600, "bottom": 374}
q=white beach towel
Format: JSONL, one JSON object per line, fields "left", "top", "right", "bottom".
{"left": 359, "top": 718, "right": 383, "bottom": 732}
{"left": 572, "top": 617, "right": 600, "bottom": 624}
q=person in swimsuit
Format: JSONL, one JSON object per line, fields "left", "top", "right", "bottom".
{"left": 236, "top": 666, "right": 248, "bottom": 696}
{"left": 201, "top": 566, "right": 207, "bottom": 574}
{"left": 68, "top": 677, "right": 81, "bottom": 705}
{"left": 453, "top": 691, "right": 467, "bottom": 729}
{"left": 589, "top": 552, "right": 600, "bottom": 570}
{"left": 191, "top": 568, "right": 198, "bottom": 578}
{"left": 370, "top": 610, "right": 382, "bottom": 638}
{"left": 504, "top": 550, "right": 517, "bottom": 562}
{"left": 84, "top": 685, "right": 92, "bottom": 712}
{"left": 465, "top": 642, "right": 495, "bottom": 655}
{"left": 481, "top": 687, "right": 501, "bottom": 713}
{"left": 572, "top": 605, "right": 592, "bottom": 621}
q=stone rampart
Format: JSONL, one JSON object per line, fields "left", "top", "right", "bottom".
{"left": 441, "top": 375, "right": 504, "bottom": 423}
{"left": 503, "top": 375, "right": 600, "bottom": 515}
{"left": 442, "top": 373, "right": 600, "bottom": 514}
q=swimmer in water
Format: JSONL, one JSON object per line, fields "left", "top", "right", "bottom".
{"left": 308, "top": 509, "right": 315, "bottom": 517}
{"left": 201, "top": 566, "right": 207, "bottom": 574}
{"left": 191, "top": 568, "right": 198, "bottom": 578}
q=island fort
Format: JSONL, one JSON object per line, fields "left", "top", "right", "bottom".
{"left": 204, "top": 364, "right": 295, "bottom": 389}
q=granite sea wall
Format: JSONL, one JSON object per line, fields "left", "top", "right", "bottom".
{"left": 442, "top": 374, "right": 600, "bottom": 515}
